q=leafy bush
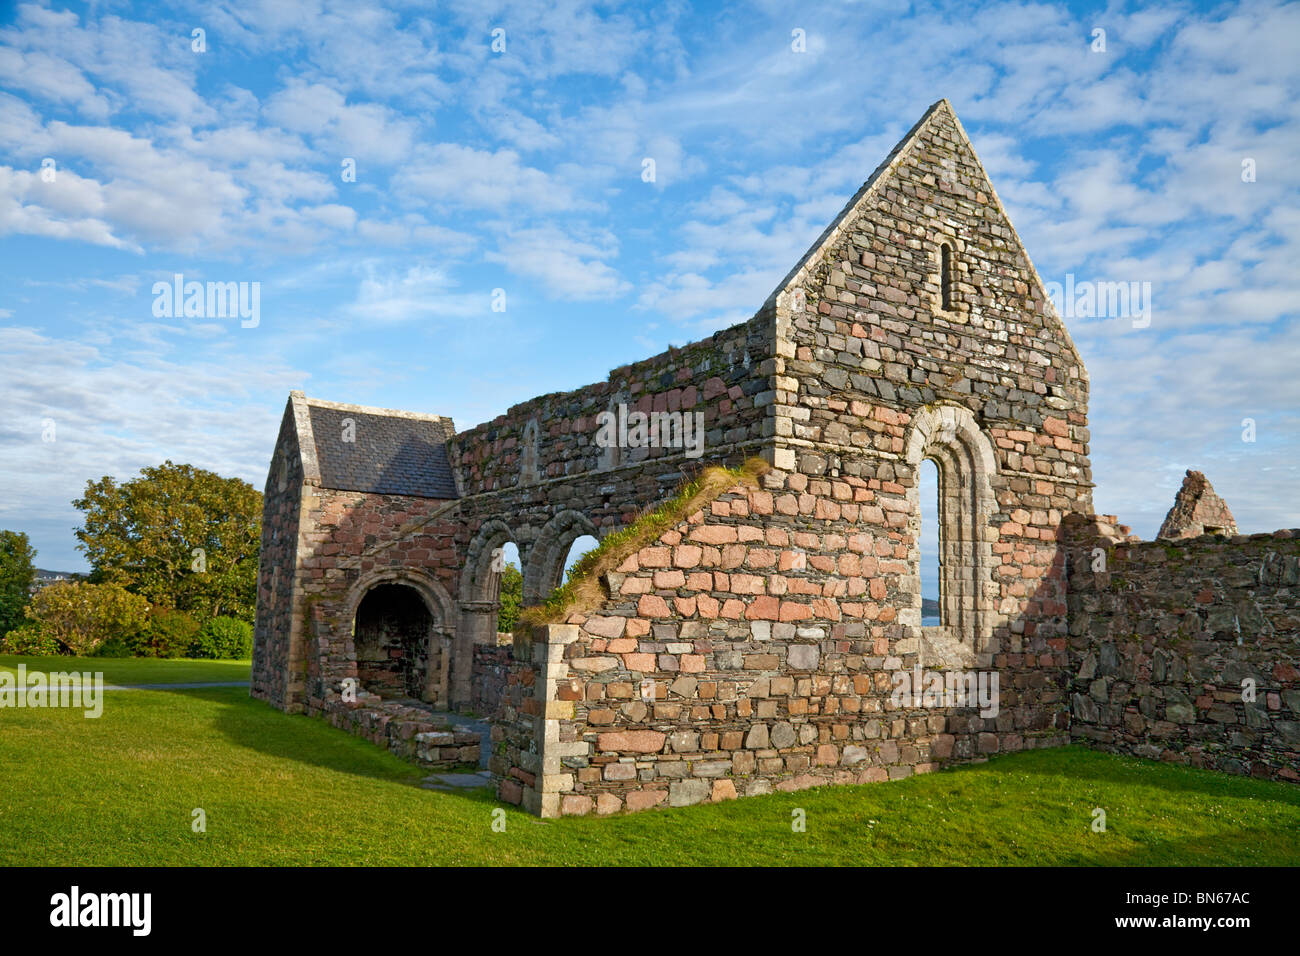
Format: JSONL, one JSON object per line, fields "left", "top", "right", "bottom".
{"left": 190, "top": 615, "right": 253, "bottom": 659}
{"left": 23, "top": 580, "right": 150, "bottom": 655}
{"left": 136, "top": 608, "right": 201, "bottom": 658}
{"left": 1, "top": 623, "right": 62, "bottom": 656}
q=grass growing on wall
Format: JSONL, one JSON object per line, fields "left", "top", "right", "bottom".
{"left": 516, "top": 456, "right": 771, "bottom": 631}
{"left": 0, "top": 685, "right": 1296, "bottom": 866}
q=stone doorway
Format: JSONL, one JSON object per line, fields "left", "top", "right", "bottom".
{"left": 354, "top": 583, "right": 434, "bottom": 700}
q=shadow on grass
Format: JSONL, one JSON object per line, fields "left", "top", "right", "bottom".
{"left": 1052, "top": 825, "right": 1299, "bottom": 867}
{"left": 1001, "top": 744, "right": 1300, "bottom": 807}
{"left": 185, "top": 687, "right": 497, "bottom": 805}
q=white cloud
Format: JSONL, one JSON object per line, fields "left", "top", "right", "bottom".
{"left": 392, "top": 143, "right": 593, "bottom": 213}
{"left": 263, "top": 81, "right": 418, "bottom": 165}
{"left": 0, "top": 324, "right": 306, "bottom": 555}
{"left": 0, "top": 165, "right": 140, "bottom": 251}
{"left": 347, "top": 264, "right": 485, "bottom": 323}
{"left": 486, "top": 226, "right": 630, "bottom": 300}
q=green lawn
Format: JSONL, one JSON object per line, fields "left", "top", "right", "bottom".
{"left": 0, "top": 684, "right": 1296, "bottom": 866}
{"left": 0, "top": 654, "right": 250, "bottom": 685}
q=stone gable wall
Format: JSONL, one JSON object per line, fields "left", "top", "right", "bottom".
{"left": 1067, "top": 518, "right": 1300, "bottom": 782}
{"left": 771, "top": 103, "right": 1090, "bottom": 704}
{"left": 251, "top": 402, "right": 308, "bottom": 710}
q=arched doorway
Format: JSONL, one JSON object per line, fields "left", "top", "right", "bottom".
{"left": 354, "top": 583, "right": 434, "bottom": 700}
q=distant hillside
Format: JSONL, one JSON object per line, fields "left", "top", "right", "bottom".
{"left": 922, "top": 597, "right": 940, "bottom": 617}
{"left": 31, "top": 569, "right": 84, "bottom": 588}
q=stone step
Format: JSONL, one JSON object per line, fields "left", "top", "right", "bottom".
{"left": 419, "top": 770, "right": 493, "bottom": 792}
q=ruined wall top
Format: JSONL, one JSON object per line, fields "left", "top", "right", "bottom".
{"left": 1158, "top": 469, "right": 1238, "bottom": 539}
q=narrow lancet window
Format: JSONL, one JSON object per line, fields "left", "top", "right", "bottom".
{"left": 919, "top": 458, "right": 942, "bottom": 626}
{"left": 940, "top": 242, "right": 954, "bottom": 311}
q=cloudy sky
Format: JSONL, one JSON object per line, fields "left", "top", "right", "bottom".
{"left": 1, "top": 0, "right": 1297, "bottom": 571}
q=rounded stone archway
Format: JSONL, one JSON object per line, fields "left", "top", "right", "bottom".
{"left": 353, "top": 583, "right": 432, "bottom": 699}
{"left": 455, "top": 519, "right": 526, "bottom": 709}
{"left": 346, "top": 568, "right": 455, "bottom": 706}
{"left": 903, "top": 403, "right": 999, "bottom": 666}
{"left": 524, "top": 509, "right": 601, "bottom": 606}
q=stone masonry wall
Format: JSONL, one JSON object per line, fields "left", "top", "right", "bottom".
{"left": 295, "top": 486, "right": 461, "bottom": 714}
{"left": 449, "top": 313, "right": 775, "bottom": 498}
{"left": 251, "top": 400, "right": 308, "bottom": 708}
{"left": 774, "top": 99, "right": 1091, "bottom": 662}
{"left": 1067, "top": 516, "right": 1300, "bottom": 782}
{"left": 493, "top": 474, "right": 1072, "bottom": 818}
{"left": 471, "top": 643, "right": 512, "bottom": 717}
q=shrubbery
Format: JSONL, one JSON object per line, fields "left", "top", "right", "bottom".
{"left": 93, "top": 637, "right": 135, "bottom": 658}
{"left": 18, "top": 580, "right": 150, "bottom": 656}
{"left": 1, "top": 591, "right": 252, "bottom": 660}
{"left": 134, "top": 607, "right": 201, "bottom": 658}
{"left": 190, "top": 615, "right": 253, "bottom": 659}
{"left": 0, "top": 623, "right": 61, "bottom": 656}
{"left": 0, "top": 580, "right": 256, "bottom": 660}
{"left": 497, "top": 564, "right": 523, "bottom": 632}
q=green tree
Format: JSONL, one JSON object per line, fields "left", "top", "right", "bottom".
{"left": 0, "top": 530, "right": 37, "bottom": 637}
{"left": 497, "top": 563, "right": 523, "bottom": 633}
{"left": 73, "top": 461, "right": 262, "bottom": 622}
{"left": 24, "top": 580, "right": 151, "bottom": 656}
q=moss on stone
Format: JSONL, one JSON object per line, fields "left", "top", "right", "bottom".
{"left": 516, "top": 457, "right": 771, "bottom": 631}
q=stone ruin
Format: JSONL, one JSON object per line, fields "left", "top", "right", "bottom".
{"left": 1158, "top": 469, "right": 1239, "bottom": 539}
{"left": 251, "top": 100, "right": 1299, "bottom": 815}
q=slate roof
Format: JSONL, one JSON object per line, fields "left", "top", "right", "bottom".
{"left": 306, "top": 402, "right": 458, "bottom": 499}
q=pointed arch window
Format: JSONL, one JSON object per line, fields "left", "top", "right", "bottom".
{"left": 905, "top": 405, "right": 998, "bottom": 666}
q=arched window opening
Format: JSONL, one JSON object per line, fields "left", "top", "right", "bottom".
{"left": 493, "top": 541, "right": 522, "bottom": 635}
{"left": 562, "top": 534, "right": 600, "bottom": 584}
{"left": 906, "top": 405, "right": 997, "bottom": 665}
{"left": 919, "top": 458, "right": 942, "bottom": 626}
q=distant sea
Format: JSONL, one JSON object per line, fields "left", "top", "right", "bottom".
{"left": 921, "top": 596, "right": 940, "bottom": 626}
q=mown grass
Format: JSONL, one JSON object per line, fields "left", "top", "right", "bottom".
{"left": 0, "top": 685, "right": 1295, "bottom": 866}
{"left": 0, "top": 654, "right": 250, "bottom": 685}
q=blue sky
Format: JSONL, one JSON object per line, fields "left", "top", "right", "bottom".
{"left": 1, "top": 0, "right": 1297, "bottom": 572}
